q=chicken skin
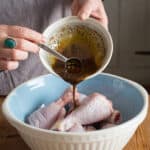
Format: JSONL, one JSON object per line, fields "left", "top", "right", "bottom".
{"left": 57, "top": 93, "right": 113, "bottom": 131}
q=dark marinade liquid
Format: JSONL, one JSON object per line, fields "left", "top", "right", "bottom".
{"left": 52, "top": 43, "right": 104, "bottom": 107}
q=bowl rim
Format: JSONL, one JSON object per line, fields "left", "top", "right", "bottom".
{"left": 2, "top": 73, "right": 149, "bottom": 137}
{"left": 39, "top": 16, "right": 113, "bottom": 80}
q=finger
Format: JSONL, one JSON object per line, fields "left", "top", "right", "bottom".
{"left": 97, "top": 18, "right": 108, "bottom": 30}
{"left": 0, "top": 59, "right": 19, "bottom": 70}
{"left": 5, "top": 25, "right": 45, "bottom": 43}
{"left": 77, "top": 1, "right": 93, "bottom": 20}
{"left": 93, "top": 17, "right": 108, "bottom": 30}
{"left": 91, "top": 2, "right": 108, "bottom": 29}
{"left": 0, "top": 48, "right": 28, "bottom": 61}
{"left": 71, "top": 1, "right": 79, "bottom": 15}
{"left": 0, "top": 31, "right": 7, "bottom": 47}
{"left": 0, "top": 24, "right": 8, "bottom": 32}
{"left": 90, "top": 12, "right": 108, "bottom": 30}
{"left": 0, "top": 35, "right": 39, "bottom": 53}
{"left": 13, "top": 38, "right": 39, "bottom": 53}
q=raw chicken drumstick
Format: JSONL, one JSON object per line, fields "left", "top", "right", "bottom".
{"left": 68, "top": 123, "right": 85, "bottom": 132}
{"left": 106, "top": 109, "right": 121, "bottom": 124}
{"left": 27, "top": 87, "right": 78, "bottom": 129}
{"left": 96, "top": 109, "right": 122, "bottom": 129}
{"left": 57, "top": 93, "right": 114, "bottom": 131}
{"left": 51, "top": 108, "right": 66, "bottom": 130}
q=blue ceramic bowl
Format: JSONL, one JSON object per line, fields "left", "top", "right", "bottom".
{"left": 2, "top": 73, "right": 149, "bottom": 150}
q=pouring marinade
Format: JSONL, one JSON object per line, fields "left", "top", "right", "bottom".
{"left": 48, "top": 25, "right": 106, "bottom": 108}
{"left": 29, "top": 17, "right": 116, "bottom": 132}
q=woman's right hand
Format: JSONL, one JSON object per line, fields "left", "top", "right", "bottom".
{"left": 0, "top": 25, "right": 45, "bottom": 70}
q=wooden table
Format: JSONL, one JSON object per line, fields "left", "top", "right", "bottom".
{"left": 0, "top": 96, "right": 150, "bottom": 150}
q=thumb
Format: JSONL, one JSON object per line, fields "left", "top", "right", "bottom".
{"left": 77, "top": 1, "right": 93, "bottom": 20}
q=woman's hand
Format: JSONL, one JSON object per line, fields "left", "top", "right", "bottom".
{"left": 0, "top": 25, "right": 44, "bottom": 70}
{"left": 71, "top": 0, "right": 108, "bottom": 30}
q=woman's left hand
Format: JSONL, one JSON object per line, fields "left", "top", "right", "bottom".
{"left": 71, "top": 0, "right": 108, "bottom": 30}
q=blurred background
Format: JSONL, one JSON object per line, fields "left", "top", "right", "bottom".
{"left": 104, "top": 0, "right": 150, "bottom": 90}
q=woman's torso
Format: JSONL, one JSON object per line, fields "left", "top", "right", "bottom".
{"left": 0, "top": 0, "right": 71, "bottom": 95}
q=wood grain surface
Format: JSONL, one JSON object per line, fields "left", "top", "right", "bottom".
{"left": 0, "top": 96, "right": 149, "bottom": 150}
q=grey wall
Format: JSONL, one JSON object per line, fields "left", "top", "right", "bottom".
{"left": 104, "top": 0, "right": 150, "bottom": 85}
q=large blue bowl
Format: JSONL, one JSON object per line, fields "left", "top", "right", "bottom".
{"left": 2, "top": 73, "right": 149, "bottom": 150}
{"left": 4, "top": 73, "right": 147, "bottom": 123}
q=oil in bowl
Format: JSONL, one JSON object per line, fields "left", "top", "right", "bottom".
{"left": 48, "top": 25, "right": 106, "bottom": 85}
